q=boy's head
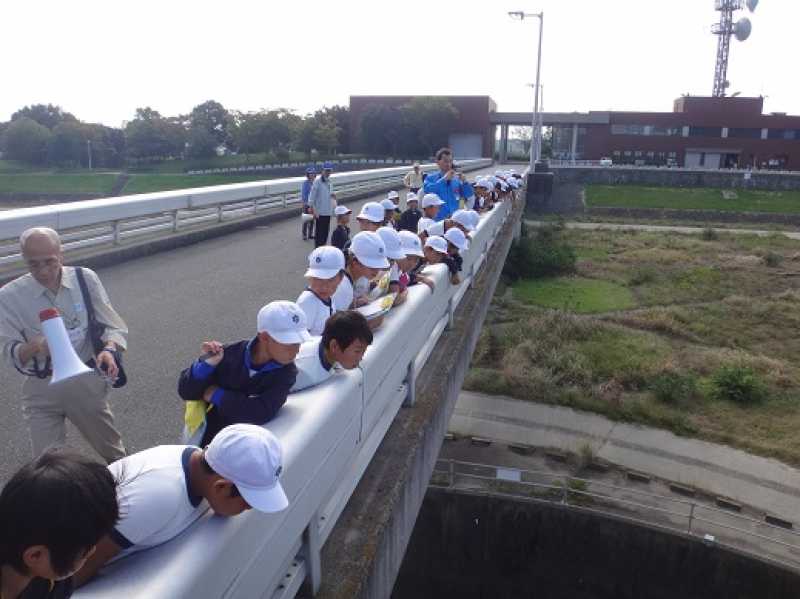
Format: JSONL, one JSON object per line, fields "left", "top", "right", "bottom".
{"left": 349, "top": 231, "right": 390, "bottom": 280}
{"left": 202, "top": 424, "right": 288, "bottom": 517}
{"left": 256, "top": 301, "right": 311, "bottom": 364}
{"left": 377, "top": 226, "right": 406, "bottom": 263}
{"left": 444, "top": 227, "right": 468, "bottom": 256}
{"left": 356, "top": 202, "right": 384, "bottom": 232}
{"left": 0, "top": 449, "right": 119, "bottom": 580}
{"left": 451, "top": 210, "right": 476, "bottom": 236}
{"left": 398, "top": 230, "right": 424, "bottom": 271}
{"left": 334, "top": 205, "right": 351, "bottom": 226}
{"left": 380, "top": 199, "right": 397, "bottom": 222}
{"left": 321, "top": 311, "right": 373, "bottom": 369}
{"left": 405, "top": 192, "right": 419, "bottom": 211}
{"left": 305, "top": 246, "right": 345, "bottom": 300}
{"left": 423, "top": 236, "right": 448, "bottom": 264}
{"left": 421, "top": 194, "right": 443, "bottom": 218}
{"left": 305, "top": 165, "right": 316, "bottom": 180}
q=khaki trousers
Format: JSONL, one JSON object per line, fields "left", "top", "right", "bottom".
{"left": 21, "top": 371, "right": 126, "bottom": 463}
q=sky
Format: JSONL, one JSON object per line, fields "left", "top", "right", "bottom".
{"left": 1, "top": 0, "right": 796, "bottom": 126}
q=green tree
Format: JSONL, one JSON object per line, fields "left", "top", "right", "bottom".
{"left": 3, "top": 117, "right": 52, "bottom": 165}
{"left": 125, "top": 107, "right": 186, "bottom": 161}
{"left": 186, "top": 127, "right": 218, "bottom": 159}
{"left": 312, "top": 114, "right": 342, "bottom": 155}
{"left": 400, "top": 97, "right": 459, "bottom": 157}
{"left": 358, "top": 104, "right": 404, "bottom": 156}
{"left": 47, "top": 120, "right": 90, "bottom": 167}
{"left": 233, "top": 109, "right": 299, "bottom": 157}
{"left": 11, "top": 104, "right": 76, "bottom": 130}
{"left": 189, "top": 100, "right": 233, "bottom": 151}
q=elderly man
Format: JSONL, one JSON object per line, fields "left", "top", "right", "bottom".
{"left": 423, "top": 147, "right": 468, "bottom": 221}
{"left": 0, "top": 227, "right": 128, "bottom": 463}
{"left": 403, "top": 162, "right": 423, "bottom": 193}
{"left": 308, "top": 161, "right": 336, "bottom": 247}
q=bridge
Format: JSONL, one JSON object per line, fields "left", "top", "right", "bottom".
{"left": 0, "top": 159, "right": 523, "bottom": 598}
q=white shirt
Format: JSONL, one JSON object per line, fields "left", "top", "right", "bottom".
{"left": 417, "top": 217, "right": 434, "bottom": 234}
{"left": 332, "top": 273, "right": 354, "bottom": 310}
{"left": 108, "top": 446, "right": 207, "bottom": 558}
{"left": 296, "top": 289, "right": 336, "bottom": 336}
{"left": 291, "top": 338, "right": 334, "bottom": 392}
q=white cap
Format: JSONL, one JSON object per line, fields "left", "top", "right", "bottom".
{"left": 377, "top": 226, "right": 406, "bottom": 260}
{"left": 422, "top": 193, "right": 444, "bottom": 208}
{"left": 465, "top": 210, "right": 480, "bottom": 230}
{"left": 257, "top": 301, "right": 312, "bottom": 344}
{"left": 205, "top": 424, "right": 289, "bottom": 513}
{"left": 476, "top": 179, "right": 493, "bottom": 190}
{"left": 350, "top": 231, "right": 390, "bottom": 269}
{"left": 398, "top": 230, "right": 424, "bottom": 257}
{"left": 451, "top": 209, "right": 476, "bottom": 232}
{"left": 445, "top": 227, "right": 469, "bottom": 252}
{"left": 381, "top": 198, "right": 397, "bottom": 211}
{"left": 334, "top": 205, "right": 351, "bottom": 216}
{"left": 425, "top": 235, "right": 448, "bottom": 255}
{"left": 387, "top": 190, "right": 400, "bottom": 200}
{"left": 305, "top": 246, "right": 345, "bottom": 279}
{"left": 406, "top": 192, "right": 419, "bottom": 204}
{"left": 357, "top": 202, "right": 385, "bottom": 223}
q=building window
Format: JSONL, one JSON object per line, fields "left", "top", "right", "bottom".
{"left": 649, "top": 126, "right": 681, "bottom": 136}
{"left": 688, "top": 126, "right": 722, "bottom": 138}
{"left": 623, "top": 150, "right": 632, "bottom": 157}
{"left": 611, "top": 124, "right": 646, "bottom": 135}
{"left": 634, "top": 150, "right": 643, "bottom": 157}
{"left": 767, "top": 129, "right": 798, "bottom": 140}
{"left": 612, "top": 150, "right": 621, "bottom": 157}
{"left": 728, "top": 128, "right": 762, "bottom": 139}
{"left": 668, "top": 152, "right": 677, "bottom": 158}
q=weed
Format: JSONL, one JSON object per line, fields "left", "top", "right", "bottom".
{"left": 764, "top": 252, "right": 783, "bottom": 268}
{"left": 711, "top": 365, "right": 768, "bottom": 404}
{"left": 701, "top": 227, "right": 719, "bottom": 241}
{"left": 651, "top": 370, "right": 697, "bottom": 405}
{"left": 628, "top": 266, "right": 658, "bottom": 286}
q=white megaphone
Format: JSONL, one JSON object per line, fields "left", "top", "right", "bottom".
{"left": 39, "top": 308, "right": 93, "bottom": 385}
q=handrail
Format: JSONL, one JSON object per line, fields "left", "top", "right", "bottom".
{"left": 74, "top": 184, "right": 518, "bottom": 598}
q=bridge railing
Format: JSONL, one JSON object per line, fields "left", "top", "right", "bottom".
{"left": 74, "top": 190, "right": 517, "bottom": 598}
{"left": 0, "top": 160, "right": 492, "bottom": 271}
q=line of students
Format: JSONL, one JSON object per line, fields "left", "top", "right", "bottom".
{"left": 0, "top": 156, "right": 520, "bottom": 599}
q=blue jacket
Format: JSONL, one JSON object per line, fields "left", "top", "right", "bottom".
{"left": 301, "top": 179, "right": 313, "bottom": 205}
{"left": 423, "top": 170, "right": 465, "bottom": 220}
{"left": 178, "top": 337, "right": 297, "bottom": 445}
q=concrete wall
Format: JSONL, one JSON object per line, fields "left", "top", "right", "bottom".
{"left": 552, "top": 166, "right": 800, "bottom": 191}
{"left": 394, "top": 488, "right": 800, "bottom": 599}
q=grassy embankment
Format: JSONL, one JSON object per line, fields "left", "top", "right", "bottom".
{"left": 467, "top": 224, "right": 800, "bottom": 465}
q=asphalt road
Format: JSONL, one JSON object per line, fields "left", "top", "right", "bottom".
{"left": 0, "top": 165, "right": 503, "bottom": 482}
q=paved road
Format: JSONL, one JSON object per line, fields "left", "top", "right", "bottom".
{"left": 0, "top": 166, "right": 501, "bottom": 482}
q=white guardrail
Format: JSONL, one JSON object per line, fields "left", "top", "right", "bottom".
{"left": 74, "top": 191, "right": 514, "bottom": 599}
{"left": 0, "top": 160, "right": 492, "bottom": 271}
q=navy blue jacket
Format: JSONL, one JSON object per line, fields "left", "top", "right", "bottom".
{"left": 178, "top": 338, "right": 297, "bottom": 445}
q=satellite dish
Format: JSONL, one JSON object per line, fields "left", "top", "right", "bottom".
{"left": 734, "top": 17, "right": 752, "bottom": 41}
{"left": 746, "top": 0, "right": 759, "bottom": 12}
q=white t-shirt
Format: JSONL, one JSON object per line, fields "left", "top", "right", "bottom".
{"left": 291, "top": 338, "right": 334, "bottom": 392}
{"left": 108, "top": 446, "right": 207, "bottom": 558}
{"left": 296, "top": 289, "right": 335, "bottom": 336}
{"left": 417, "top": 217, "right": 434, "bottom": 234}
{"left": 332, "top": 273, "right": 354, "bottom": 310}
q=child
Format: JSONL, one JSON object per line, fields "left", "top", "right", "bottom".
{"left": 291, "top": 311, "right": 374, "bottom": 392}
{"left": 74, "top": 425, "right": 288, "bottom": 587}
{"left": 297, "top": 246, "right": 346, "bottom": 336}
{"left": 423, "top": 235, "right": 460, "bottom": 285}
{"left": 330, "top": 205, "right": 351, "bottom": 251}
{"left": 177, "top": 301, "right": 310, "bottom": 446}
{"left": 331, "top": 231, "right": 389, "bottom": 309}
{"left": 356, "top": 202, "right": 385, "bottom": 232}
{"left": 380, "top": 199, "right": 399, "bottom": 228}
{"left": 398, "top": 192, "right": 422, "bottom": 233}
{"left": 417, "top": 193, "right": 444, "bottom": 234}
{"left": 0, "top": 449, "right": 119, "bottom": 599}
{"left": 369, "top": 226, "right": 408, "bottom": 306}
{"left": 444, "top": 227, "right": 469, "bottom": 284}
{"left": 398, "top": 230, "right": 434, "bottom": 292}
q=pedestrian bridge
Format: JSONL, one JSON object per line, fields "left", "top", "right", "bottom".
{"left": 0, "top": 160, "right": 523, "bottom": 599}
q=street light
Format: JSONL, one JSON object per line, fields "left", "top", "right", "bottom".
{"left": 509, "top": 10, "right": 544, "bottom": 170}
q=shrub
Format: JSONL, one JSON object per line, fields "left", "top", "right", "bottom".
{"left": 701, "top": 227, "right": 719, "bottom": 241}
{"left": 628, "top": 266, "right": 657, "bottom": 286}
{"left": 711, "top": 365, "right": 768, "bottom": 404}
{"left": 764, "top": 252, "right": 783, "bottom": 268}
{"left": 503, "top": 226, "right": 576, "bottom": 282}
{"left": 651, "top": 371, "right": 697, "bottom": 404}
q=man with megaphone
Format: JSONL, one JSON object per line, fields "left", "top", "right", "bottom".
{"left": 0, "top": 227, "right": 128, "bottom": 464}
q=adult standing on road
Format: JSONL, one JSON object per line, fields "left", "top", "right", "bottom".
{"left": 301, "top": 165, "right": 316, "bottom": 241}
{"left": 0, "top": 227, "right": 128, "bottom": 464}
{"left": 403, "top": 162, "right": 423, "bottom": 193}
{"left": 308, "top": 161, "right": 336, "bottom": 247}
{"left": 423, "top": 147, "right": 467, "bottom": 221}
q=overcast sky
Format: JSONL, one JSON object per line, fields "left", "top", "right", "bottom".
{"left": 2, "top": 0, "right": 794, "bottom": 126}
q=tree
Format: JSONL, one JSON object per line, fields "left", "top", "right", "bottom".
{"left": 125, "top": 107, "right": 186, "bottom": 161}
{"left": 358, "top": 104, "right": 404, "bottom": 156}
{"left": 317, "top": 105, "right": 350, "bottom": 154}
{"left": 11, "top": 104, "right": 76, "bottom": 130}
{"left": 189, "top": 100, "right": 233, "bottom": 151}
{"left": 400, "top": 97, "right": 459, "bottom": 157}
{"left": 3, "top": 117, "right": 52, "bottom": 165}
{"left": 47, "top": 121, "right": 89, "bottom": 167}
{"left": 233, "top": 109, "right": 299, "bottom": 157}
{"left": 186, "top": 127, "right": 218, "bottom": 159}
{"left": 510, "top": 126, "right": 532, "bottom": 156}
{"left": 312, "top": 115, "right": 342, "bottom": 155}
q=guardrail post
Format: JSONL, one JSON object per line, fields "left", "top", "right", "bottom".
{"left": 561, "top": 478, "right": 569, "bottom": 504}
{"left": 688, "top": 503, "right": 696, "bottom": 534}
{"left": 253, "top": 198, "right": 258, "bottom": 214}
{"left": 217, "top": 205, "right": 223, "bottom": 223}
{"left": 302, "top": 517, "right": 322, "bottom": 595}
{"left": 282, "top": 194, "right": 287, "bottom": 208}
{"left": 403, "top": 360, "right": 416, "bottom": 407}
{"left": 171, "top": 210, "right": 179, "bottom": 233}
{"left": 445, "top": 297, "right": 455, "bottom": 330}
{"left": 449, "top": 460, "right": 455, "bottom": 486}
{"left": 112, "top": 221, "right": 121, "bottom": 246}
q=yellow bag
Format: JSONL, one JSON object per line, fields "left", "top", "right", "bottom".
{"left": 184, "top": 400, "right": 211, "bottom": 436}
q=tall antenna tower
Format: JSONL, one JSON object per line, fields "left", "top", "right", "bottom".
{"left": 711, "top": 0, "right": 759, "bottom": 97}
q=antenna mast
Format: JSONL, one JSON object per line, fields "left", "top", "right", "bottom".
{"left": 711, "top": 0, "right": 758, "bottom": 97}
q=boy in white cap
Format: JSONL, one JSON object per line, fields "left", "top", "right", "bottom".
{"left": 177, "top": 301, "right": 309, "bottom": 446}
{"left": 74, "top": 424, "right": 289, "bottom": 586}
{"left": 332, "top": 231, "right": 390, "bottom": 310}
{"left": 380, "top": 198, "right": 400, "bottom": 228}
{"left": 424, "top": 236, "right": 461, "bottom": 285}
{"left": 291, "top": 311, "right": 373, "bottom": 392}
{"left": 420, "top": 208, "right": 476, "bottom": 241}
{"left": 296, "top": 246, "right": 346, "bottom": 337}
{"left": 398, "top": 230, "right": 434, "bottom": 292}
{"left": 417, "top": 193, "right": 444, "bottom": 234}
{"left": 330, "top": 205, "right": 352, "bottom": 251}
{"left": 356, "top": 202, "right": 385, "bottom": 233}
{"left": 398, "top": 192, "right": 422, "bottom": 233}
{"left": 368, "top": 226, "right": 408, "bottom": 306}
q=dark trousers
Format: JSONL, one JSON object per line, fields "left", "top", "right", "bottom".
{"left": 302, "top": 207, "right": 315, "bottom": 239}
{"left": 314, "top": 216, "right": 331, "bottom": 247}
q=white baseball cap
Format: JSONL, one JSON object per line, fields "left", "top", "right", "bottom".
{"left": 398, "top": 230, "right": 424, "bottom": 257}
{"left": 425, "top": 235, "right": 448, "bottom": 255}
{"left": 445, "top": 227, "right": 469, "bottom": 252}
{"left": 377, "top": 226, "right": 406, "bottom": 260}
{"left": 357, "top": 202, "right": 385, "bottom": 223}
{"left": 334, "top": 205, "right": 351, "bottom": 216}
{"left": 406, "top": 192, "right": 419, "bottom": 204}
{"left": 257, "top": 301, "right": 312, "bottom": 344}
{"left": 451, "top": 210, "right": 476, "bottom": 232}
{"left": 465, "top": 210, "right": 480, "bottom": 229}
{"left": 205, "top": 424, "right": 289, "bottom": 513}
{"left": 476, "top": 179, "right": 493, "bottom": 190}
{"left": 422, "top": 193, "right": 444, "bottom": 208}
{"left": 305, "top": 246, "right": 345, "bottom": 279}
{"left": 381, "top": 198, "right": 397, "bottom": 211}
{"left": 387, "top": 190, "right": 400, "bottom": 201}
{"left": 350, "top": 231, "right": 390, "bottom": 269}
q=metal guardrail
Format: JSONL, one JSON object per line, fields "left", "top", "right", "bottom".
{"left": 186, "top": 157, "right": 426, "bottom": 175}
{"left": 547, "top": 160, "right": 800, "bottom": 175}
{"left": 432, "top": 458, "right": 800, "bottom": 573}
{"left": 0, "top": 159, "right": 493, "bottom": 270}
{"left": 74, "top": 187, "right": 518, "bottom": 599}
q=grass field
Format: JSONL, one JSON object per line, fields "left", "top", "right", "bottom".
{"left": 0, "top": 173, "right": 118, "bottom": 195}
{"left": 586, "top": 184, "right": 800, "bottom": 214}
{"left": 120, "top": 173, "right": 273, "bottom": 195}
{"left": 467, "top": 226, "right": 800, "bottom": 465}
